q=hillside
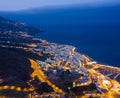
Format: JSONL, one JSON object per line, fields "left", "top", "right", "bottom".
{"left": 0, "top": 16, "right": 40, "bottom": 35}
{"left": 0, "top": 16, "right": 52, "bottom": 97}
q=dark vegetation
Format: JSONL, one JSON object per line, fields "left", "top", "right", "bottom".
{"left": 36, "top": 82, "right": 54, "bottom": 94}
{"left": 0, "top": 47, "right": 48, "bottom": 81}
{"left": 0, "top": 47, "right": 50, "bottom": 97}
{"left": 29, "top": 76, "right": 54, "bottom": 95}
{"left": 0, "top": 46, "right": 49, "bottom": 89}
{"left": 0, "top": 90, "right": 28, "bottom": 98}
{"left": 0, "top": 47, "right": 31, "bottom": 82}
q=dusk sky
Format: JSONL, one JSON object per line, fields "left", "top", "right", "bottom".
{"left": 0, "top": 0, "right": 120, "bottom": 11}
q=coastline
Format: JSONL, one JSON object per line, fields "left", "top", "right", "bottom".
{"left": 38, "top": 39, "right": 120, "bottom": 69}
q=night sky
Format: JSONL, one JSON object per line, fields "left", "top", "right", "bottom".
{"left": 0, "top": 0, "right": 120, "bottom": 11}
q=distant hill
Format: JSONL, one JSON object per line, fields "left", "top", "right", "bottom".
{"left": 1, "top": 5, "right": 120, "bottom": 25}
{"left": 0, "top": 16, "right": 40, "bottom": 35}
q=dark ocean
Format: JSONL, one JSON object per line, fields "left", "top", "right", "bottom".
{"left": 0, "top": 5, "right": 120, "bottom": 66}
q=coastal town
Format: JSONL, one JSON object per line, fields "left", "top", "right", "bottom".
{"left": 29, "top": 38, "right": 120, "bottom": 98}
{"left": 1, "top": 30, "right": 120, "bottom": 97}
{"left": 0, "top": 16, "right": 120, "bottom": 98}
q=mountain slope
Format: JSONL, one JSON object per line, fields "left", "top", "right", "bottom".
{"left": 0, "top": 16, "right": 50, "bottom": 97}
{"left": 0, "top": 16, "right": 40, "bottom": 35}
